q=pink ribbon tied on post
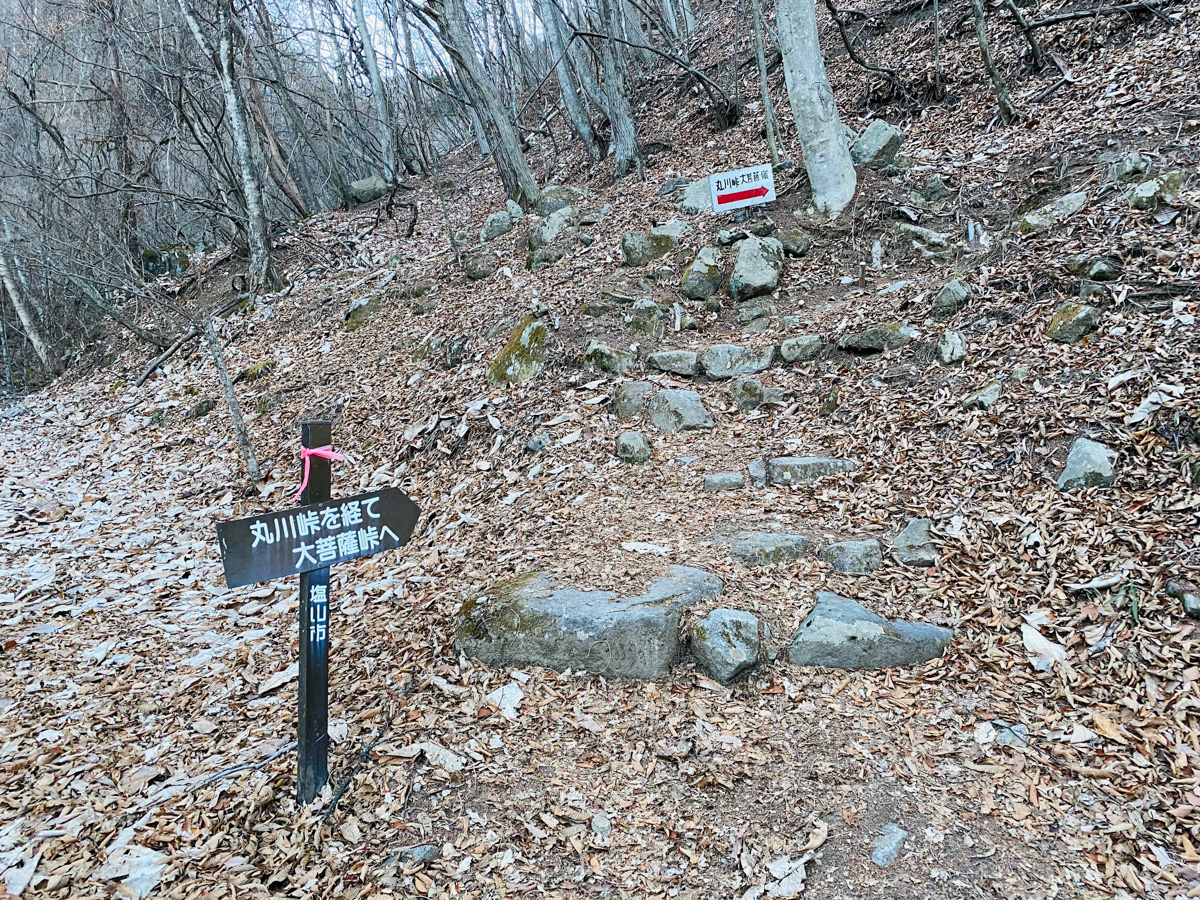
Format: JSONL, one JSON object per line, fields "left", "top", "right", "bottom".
{"left": 294, "top": 445, "right": 345, "bottom": 502}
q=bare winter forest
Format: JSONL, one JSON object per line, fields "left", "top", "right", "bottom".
{"left": 1, "top": 0, "right": 1198, "bottom": 897}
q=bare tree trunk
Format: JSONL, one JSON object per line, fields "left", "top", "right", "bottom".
{"left": 750, "top": 0, "right": 783, "bottom": 165}
{"left": 354, "top": 0, "right": 395, "bottom": 178}
{"left": 398, "top": 3, "right": 433, "bottom": 171}
{"left": 776, "top": 0, "right": 856, "bottom": 218}
{"left": 598, "top": 0, "right": 639, "bottom": 178}
{"left": 0, "top": 249, "right": 58, "bottom": 375}
{"left": 179, "top": 0, "right": 278, "bottom": 290}
{"left": 202, "top": 317, "right": 261, "bottom": 483}
{"left": 621, "top": 1, "right": 654, "bottom": 67}
{"left": 661, "top": 0, "right": 680, "bottom": 36}
{"left": 972, "top": 0, "right": 1017, "bottom": 124}
{"left": 679, "top": 0, "right": 696, "bottom": 35}
{"left": 243, "top": 50, "right": 312, "bottom": 217}
{"left": 537, "top": 0, "right": 602, "bottom": 159}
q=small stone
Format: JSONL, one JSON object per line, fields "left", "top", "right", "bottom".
{"left": 616, "top": 431, "right": 652, "bottom": 464}
{"left": 850, "top": 120, "right": 906, "bottom": 168}
{"left": 747, "top": 459, "right": 768, "bottom": 487}
{"left": 538, "top": 185, "right": 584, "bottom": 216}
{"left": 1112, "top": 151, "right": 1149, "bottom": 183}
{"left": 778, "top": 229, "right": 812, "bottom": 258}
{"left": 931, "top": 279, "right": 971, "bottom": 321}
{"left": 779, "top": 335, "right": 824, "bottom": 363}
{"left": 838, "top": 323, "right": 914, "bottom": 353}
{"left": 699, "top": 344, "right": 774, "bottom": 379}
{"left": 660, "top": 177, "right": 689, "bottom": 196}
{"left": 994, "top": 722, "right": 1030, "bottom": 747}
{"left": 704, "top": 473, "right": 744, "bottom": 492}
{"left": 681, "top": 247, "right": 723, "bottom": 300}
{"left": 620, "top": 222, "right": 689, "bottom": 266}
{"left": 819, "top": 540, "right": 883, "bottom": 574}
{"left": 1011, "top": 363, "right": 1033, "bottom": 382}
{"left": 680, "top": 179, "right": 711, "bottom": 215}
{"left": 629, "top": 298, "right": 664, "bottom": 338}
{"left": 767, "top": 457, "right": 856, "bottom": 485}
{"left": 762, "top": 386, "right": 787, "bottom": 405}
{"left": 527, "top": 206, "right": 576, "bottom": 251}
{"left": 1167, "top": 578, "right": 1200, "bottom": 620}
{"left": 894, "top": 518, "right": 937, "bottom": 567}
{"left": 787, "top": 592, "right": 954, "bottom": 669}
{"left": 525, "top": 433, "right": 550, "bottom": 454}
{"left": 480, "top": 210, "right": 513, "bottom": 243}
{"left": 690, "top": 609, "right": 766, "bottom": 684}
{"left": 1057, "top": 437, "right": 1115, "bottom": 491}
{"left": 647, "top": 390, "right": 714, "bottom": 432}
{"left": 1015, "top": 192, "right": 1087, "bottom": 234}
{"left": 591, "top": 814, "right": 613, "bottom": 838}
{"left": 399, "top": 844, "right": 442, "bottom": 865}
{"left": 1046, "top": 302, "right": 1100, "bottom": 343}
{"left": 647, "top": 350, "right": 699, "bottom": 376}
{"left": 962, "top": 380, "right": 1002, "bottom": 411}
{"left": 727, "top": 532, "right": 810, "bottom": 566}
{"left": 921, "top": 175, "right": 952, "bottom": 201}
{"left": 506, "top": 199, "right": 523, "bottom": 219}
{"left": 464, "top": 252, "right": 498, "bottom": 281}
{"left": 729, "top": 236, "right": 784, "bottom": 302}
{"left": 1129, "top": 171, "right": 1187, "bottom": 211}
{"left": 737, "top": 300, "right": 775, "bottom": 325}
{"left": 613, "top": 381, "right": 653, "bottom": 417}
{"left": 935, "top": 330, "right": 966, "bottom": 365}
{"left": 1084, "top": 258, "right": 1120, "bottom": 281}
{"left": 583, "top": 340, "right": 635, "bottom": 376}
{"left": 731, "top": 378, "right": 763, "bottom": 411}
{"left": 871, "top": 824, "right": 908, "bottom": 867}
{"left": 741, "top": 316, "right": 770, "bottom": 334}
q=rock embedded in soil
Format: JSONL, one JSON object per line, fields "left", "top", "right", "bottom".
{"left": 703, "top": 472, "right": 744, "bottom": 492}
{"left": 680, "top": 179, "right": 711, "bottom": 215}
{"left": 527, "top": 205, "right": 576, "bottom": 251}
{"left": 350, "top": 175, "right": 388, "bottom": 203}
{"left": 728, "top": 236, "right": 784, "bottom": 302}
{"left": 681, "top": 247, "right": 723, "bottom": 300}
{"left": 464, "top": 252, "right": 498, "bottom": 281}
{"left": 399, "top": 844, "right": 442, "bottom": 865}
{"left": 779, "top": 335, "right": 824, "bottom": 363}
{"left": 935, "top": 330, "right": 966, "bottom": 365}
{"left": 962, "top": 380, "right": 1002, "bottom": 411}
{"left": 778, "top": 229, "right": 812, "bottom": 258}
{"left": 1112, "top": 151, "right": 1149, "bottom": 183}
{"left": 1015, "top": 191, "right": 1087, "bottom": 234}
{"left": 726, "top": 532, "right": 810, "bottom": 566}
{"left": 615, "top": 431, "right": 651, "bottom": 464}
{"left": 1128, "top": 171, "right": 1187, "bottom": 210}
{"left": 737, "top": 300, "right": 775, "bottom": 326}
{"left": 871, "top": 824, "right": 908, "bottom": 867}
{"left": 690, "top": 609, "right": 767, "bottom": 685}
{"left": 747, "top": 459, "right": 768, "bottom": 487}
{"left": 620, "top": 222, "right": 689, "bottom": 267}
{"left": 731, "top": 377, "right": 763, "bottom": 411}
{"left": 787, "top": 592, "right": 954, "bottom": 669}
{"left": 486, "top": 316, "right": 549, "bottom": 386}
{"left": 612, "top": 381, "right": 653, "bottom": 417}
{"left": 850, "top": 120, "right": 906, "bottom": 168}
{"left": 767, "top": 457, "right": 856, "bottom": 485}
{"left": 583, "top": 340, "right": 635, "bottom": 376}
{"left": 480, "top": 211, "right": 513, "bottom": 243}
{"left": 893, "top": 518, "right": 937, "bottom": 567}
{"left": 1046, "top": 302, "right": 1100, "bottom": 343}
{"left": 646, "top": 349, "right": 699, "bottom": 376}
{"left": 838, "top": 322, "right": 914, "bottom": 354}
{"left": 647, "top": 389, "right": 714, "bottom": 432}
{"left": 1167, "top": 579, "right": 1200, "bottom": 620}
{"left": 538, "top": 185, "right": 584, "bottom": 216}
{"left": 931, "top": 279, "right": 971, "bottom": 321}
{"left": 1057, "top": 437, "right": 1116, "bottom": 491}
{"left": 454, "top": 566, "right": 723, "bottom": 679}
{"left": 819, "top": 539, "right": 883, "bottom": 574}
{"left": 699, "top": 344, "right": 774, "bottom": 379}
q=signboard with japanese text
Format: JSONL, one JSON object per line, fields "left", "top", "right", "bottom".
{"left": 709, "top": 164, "right": 776, "bottom": 213}
{"left": 215, "top": 487, "right": 419, "bottom": 588}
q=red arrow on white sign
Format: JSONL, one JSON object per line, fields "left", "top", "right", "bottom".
{"left": 708, "top": 164, "right": 776, "bottom": 213}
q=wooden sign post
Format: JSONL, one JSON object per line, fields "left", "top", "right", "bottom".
{"left": 214, "top": 420, "right": 420, "bottom": 804}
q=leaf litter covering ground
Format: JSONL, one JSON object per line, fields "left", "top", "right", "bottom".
{"left": 2, "top": 2, "right": 1199, "bottom": 898}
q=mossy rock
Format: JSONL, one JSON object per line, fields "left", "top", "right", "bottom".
{"left": 455, "top": 574, "right": 554, "bottom": 644}
{"left": 486, "top": 316, "right": 550, "bottom": 387}
{"left": 241, "top": 359, "right": 276, "bottom": 382}
{"left": 190, "top": 399, "right": 217, "bottom": 419}
{"left": 345, "top": 296, "right": 382, "bottom": 331}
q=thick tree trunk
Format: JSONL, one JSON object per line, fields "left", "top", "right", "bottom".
{"left": 776, "top": 0, "right": 857, "bottom": 218}
{"left": 0, "top": 249, "right": 58, "bottom": 375}
{"left": 354, "top": 0, "right": 395, "bottom": 178}
{"left": 599, "top": 0, "right": 639, "bottom": 178}
{"left": 536, "top": 0, "right": 602, "bottom": 159}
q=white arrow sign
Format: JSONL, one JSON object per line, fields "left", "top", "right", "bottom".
{"left": 709, "top": 164, "right": 776, "bottom": 213}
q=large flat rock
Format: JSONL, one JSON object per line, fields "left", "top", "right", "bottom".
{"left": 788, "top": 593, "right": 953, "bottom": 669}
{"left": 455, "top": 566, "right": 723, "bottom": 679}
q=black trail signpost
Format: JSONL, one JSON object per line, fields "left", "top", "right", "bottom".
{"left": 214, "top": 421, "right": 420, "bottom": 803}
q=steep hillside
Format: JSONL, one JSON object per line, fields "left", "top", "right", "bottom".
{"left": 1, "top": 2, "right": 1198, "bottom": 898}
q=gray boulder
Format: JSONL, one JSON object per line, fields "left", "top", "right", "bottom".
{"left": 731, "top": 377, "right": 763, "bottom": 411}
{"left": 538, "top": 185, "right": 584, "bottom": 216}
{"left": 506, "top": 198, "right": 524, "bottom": 219}
{"left": 690, "top": 609, "right": 766, "bottom": 685}
{"left": 1112, "top": 151, "right": 1149, "bottom": 183}
{"left": 1046, "top": 302, "right": 1100, "bottom": 342}
{"left": 1129, "top": 171, "right": 1187, "bottom": 211}
{"left": 613, "top": 381, "right": 653, "bottom": 417}
{"left": 527, "top": 206, "right": 576, "bottom": 251}
{"left": 704, "top": 472, "right": 744, "bottom": 492}
{"left": 400, "top": 844, "right": 442, "bottom": 865}
{"left": 620, "top": 222, "right": 689, "bottom": 267}
{"left": 455, "top": 566, "right": 723, "bottom": 679}
{"left": 935, "top": 331, "right": 966, "bottom": 365}
{"left": 583, "top": 340, "right": 635, "bottom": 376}
{"left": 850, "top": 120, "right": 906, "bottom": 168}
{"left": 727, "top": 532, "right": 810, "bottom": 566}
{"left": 819, "top": 539, "right": 883, "bottom": 574}
{"left": 894, "top": 519, "right": 937, "bottom": 567}
{"left": 922, "top": 175, "right": 952, "bottom": 201}
{"left": 778, "top": 229, "right": 812, "bottom": 258}
{"left": 480, "top": 211, "right": 514, "bottom": 243}
{"left": 647, "top": 390, "right": 714, "bottom": 432}
{"left": 1167, "top": 578, "right": 1200, "bottom": 620}
{"left": 779, "top": 335, "right": 824, "bottom": 363}
{"left": 838, "top": 323, "right": 914, "bottom": 353}
{"left": 629, "top": 298, "right": 664, "bottom": 338}
{"left": 872, "top": 825, "right": 908, "bottom": 868}
{"left": 963, "top": 380, "right": 1002, "bottom": 411}
{"left": 931, "top": 279, "right": 971, "bottom": 321}
{"left": 464, "top": 252, "right": 498, "bottom": 281}
{"left": 681, "top": 247, "right": 723, "bottom": 300}
{"left": 767, "top": 457, "right": 856, "bottom": 485}
{"left": 787, "top": 592, "right": 954, "bottom": 669}
{"left": 699, "top": 344, "right": 774, "bottom": 379}
{"left": 680, "top": 179, "right": 711, "bottom": 215}
{"left": 351, "top": 175, "right": 388, "bottom": 203}
{"left": 1015, "top": 192, "right": 1087, "bottom": 234}
{"left": 616, "top": 431, "right": 652, "bottom": 464}
{"left": 486, "top": 316, "right": 548, "bottom": 386}
{"left": 747, "top": 459, "right": 768, "bottom": 487}
{"left": 647, "top": 350, "right": 699, "bottom": 376}
{"left": 1057, "top": 437, "right": 1115, "bottom": 491}
{"left": 729, "top": 236, "right": 784, "bottom": 302}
